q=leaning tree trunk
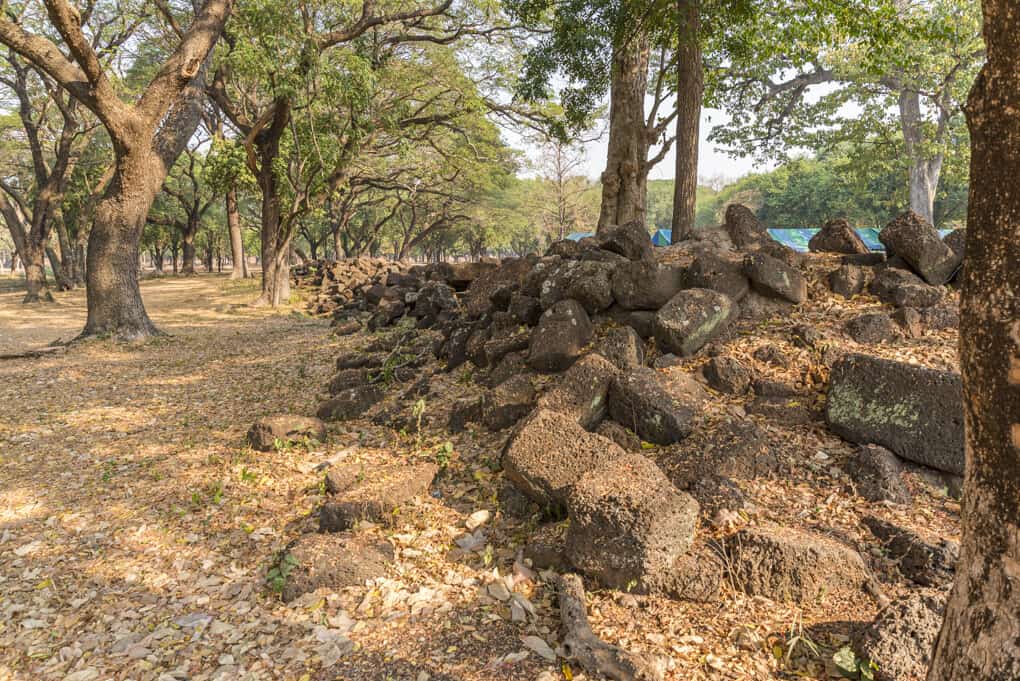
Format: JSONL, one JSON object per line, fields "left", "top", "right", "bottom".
{"left": 226, "top": 183, "right": 247, "bottom": 279}
{"left": 597, "top": 33, "right": 651, "bottom": 233}
{"left": 82, "top": 154, "right": 164, "bottom": 339}
{"left": 671, "top": 0, "right": 702, "bottom": 243}
{"left": 926, "top": 2, "right": 1020, "bottom": 677}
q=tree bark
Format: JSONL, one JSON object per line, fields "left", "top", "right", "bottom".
{"left": 180, "top": 214, "right": 200, "bottom": 275}
{"left": 252, "top": 102, "right": 292, "bottom": 307}
{"left": 671, "top": 0, "right": 702, "bottom": 243}
{"left": 22, "top": 242, "right": 52, "bottom": 303}
{"left": 898, "top": 89, "right": 943, "bottom": 225}
{"left": 82, "top": 153, "right": 164, "bottom": 339}
{"left": 926, "top": 2, "right": 1020, "bottom": 677}
{"left": 597, "top": 33, "right": 651, "bottom": 233}
{"left": 226, "top": 183, "right": 247, "bottom": 279}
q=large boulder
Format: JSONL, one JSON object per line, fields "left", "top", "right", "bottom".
{"left": 724, "top": 525, "right": 869, "bottom": 604}
{"left": 610, "top": 261, "right": 686, "bottom": 310}
{"left": 319, "top": 462, "right": 439, "bottom": 531}
{"left": 879, "top": 212, "right": 962, "bottom": 285}
{"left": 869, "top": 267, "right": 942, "bottom": 308}
{"left": 724, "top": 204, "right": 768, "bottom": 249}
{"left": 316, "top": 385, "right": 385, "bottom": 421}
{"left": 565, "top": 454, "right": 700, "bottom": 590}
{"left": 852, "top": 591, "right": 947, "bottom": 681}
{"left": 508, "top": 292, "right": 543, "bottom": 326}
{"left": 829, "top": 263, "right": 868, "bottom": 299}
{"left": 809, "top": 218, "right": 870, "bottom": 254}
{"left": 826, "top": 353, "right": 964, "bottom": 475}
{"left": 845, "top": 313, "right": 899, "bottom": 344}
{"left": 277, "top": 533, "right": 394, "bottom": 603}
{"left": 539, "top": 260, "right": 615, "bottom": 314}
{"left": 702, "top": 356, "right": 752, "bottom": 394}
{"left": 743, "top": 252, "right": 807, "bottom": 303}
{"left": 537, "top": 352, "right": 618, "bottom": 430}
{"left": 527, "top": 299, "right": 594, "bottom": 372}
{"left": 654, "top": 289, "right": 737, "bottom": 356}
{"left": 595, "top": 326, "right": 646, "bottom": 370}
{"left": 480, "top": 375, "right": 537, "bottom": 431}
{"left": 502, "top": 408, "right": 624, "bottom": 511}
{"left": 247, "top": 415, "right": 327, "bottom": 451}
{"left": 596, "top": 220, "right": 654, "bottom": 261}
{"left": 608, "top": 367, "right": 707, "bottom": 445}
{"left": 683, "top": 251, "right": 749, "bottom": 302}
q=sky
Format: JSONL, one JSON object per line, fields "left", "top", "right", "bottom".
{"left": 516, "top": 105, "right": 777, "bottom": 188}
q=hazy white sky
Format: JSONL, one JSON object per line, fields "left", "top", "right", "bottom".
{"left": 517, "top": 106, "right": 776, "bottom": 186}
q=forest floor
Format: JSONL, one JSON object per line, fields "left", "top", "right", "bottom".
{"left": 0, "top": 272, "right": 962, "bottom": 681}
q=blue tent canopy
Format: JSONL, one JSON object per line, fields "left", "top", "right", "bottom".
{"left": 566, "top": 231, "right": 594, "bottom": 241}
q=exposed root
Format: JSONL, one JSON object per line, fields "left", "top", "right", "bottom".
{"left": 555, "top": 573, "right": 667, "bottom": 681}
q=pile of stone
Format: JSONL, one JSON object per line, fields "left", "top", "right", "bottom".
{"left": 256, "top": 205, "right": 965, "bottom": 679}
{"left": 819, "top": 211, "right": 964, "bottom": 342}
{"left": 292, "top": 257, "right": 415, "bottom": 317}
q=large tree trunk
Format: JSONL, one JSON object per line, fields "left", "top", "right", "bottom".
{"left": 926, "top": 3, "right": 1020, "bottom": 677}
{"left": 82, "top": 154, "right": 163, "bottom": 339}
{"left": 21, "top": 241, "right": 52, "bottom": 303}
{"left": 253, "top": 104, "right": 292, "bottom": 307}
{"left": 181, "top": 215, "right": 199, "bottom": 275}
{"left": 671, "top": 0, "right": 702, "bottom": 243}
{"left": 597, "top": 33, "right": 651, "bottom": 233}
{"left": 898, "top": 89, "right": 943, "bottom": 225}
{"left": 226, "top": 183, "right": 247, "bottom": 279}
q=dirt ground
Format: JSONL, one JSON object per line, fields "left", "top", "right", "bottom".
{"left": 0, "top": 273, "right": 961, "bottom": 681}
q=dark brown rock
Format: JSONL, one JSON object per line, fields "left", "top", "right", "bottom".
{"left": 809, "top": 218, "right": 869, "bottom": 254}
{"left": 610, "top": 261, "right": 685, "bottom": 310}
{"left": 862, "top": 516, "right": 958, "bottom": 587}
{"left": 316, "top": 385, "right": 385, "bottom": 421}
{"left": 846, "top": 313, "right": 899, "bottom": 344}
{"left": 703, "top": 356, "right": 752, "bottom": 394}
{"left": 826, "top": 353, "right": 964, "bottom": 475}
{"left": 502, "top": 408, "right": 624, "bottom": 511}
{"left": 608, "top": 367, "right": 707, "bottom": 445}
{"left": 744, "top": 252, "right": 807, "bottom": 303}
{"left": 319, "top": 462, "right": 439, "bottom": 531}
{"left": 829, "top": 264, "right": 868, "bottom": 298}
{"left": 595, "top": 326, "right": 645, "bottom": 370}
{"left": 527, "top": 299, "right": 594, "bottom": 372}
{"left": 537, "top": 353, "right": 618, "bottom": 430}
{"left": 853, "top": 590, "right": 947, "bottom": 681}
{"left": 596, "top": 220, "right": 654, "bottom": 261}
{"left": 480, "top": 375, "right": 537, "bottom": 431}
{"left": 879, "top": 211, "right": 962, "bottom": 285}
{"left": 247, "top": 415, "right": 327, "bottom": 452}
{"left": 725, "top": 525, "right": 869, "bottom": 604}
{"left": 654, "top": 289, "right": 737, "bottom": 356}
{"left": 845, "top": 445, "right": 912, "bottom": 504}
{"left": 566, "top": 454, "right": 700, "bottom": 590}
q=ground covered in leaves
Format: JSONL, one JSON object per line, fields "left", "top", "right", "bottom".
{"left": 0, "top": 272, "right": 961, "bottom": 681}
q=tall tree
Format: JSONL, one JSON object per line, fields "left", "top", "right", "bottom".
{"left": 0, "top": 0, "right": 234, "bottom": 338}
{"left": 926, "top": 0, "right": 1020, "bottom": 677}
{"left": 507, "top": 0, "right": 677, "bottom": 233}
{"left": 712, "top": 0, "right": 978, "bottom": 225}
{"left": 671, "top": 0, "right": 702, "bottom": 242}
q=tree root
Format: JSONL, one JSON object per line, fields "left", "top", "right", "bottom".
{"left": 555, "top": 573, "right": 667, "bottom": 681}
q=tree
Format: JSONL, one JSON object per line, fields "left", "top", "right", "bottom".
{"left": 149, "top": 146, "right": 215, "bottom": 274}
{"left": 0, "top": 36, "right": 106, "bottom": 301}
{"left": 712, "top": 0, "right": 979, "bottom": 225}
{"left": 0, "top": 0, "right": 235, "bottom": 338}
{"left": 671, "top": 0, "right": 701, "bottom": 242}
{"left": 926, "top": 1, "right": 1020, "bottom": 677}
{"left": 508, "top": 0, "right": 677, "bottom": 233}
